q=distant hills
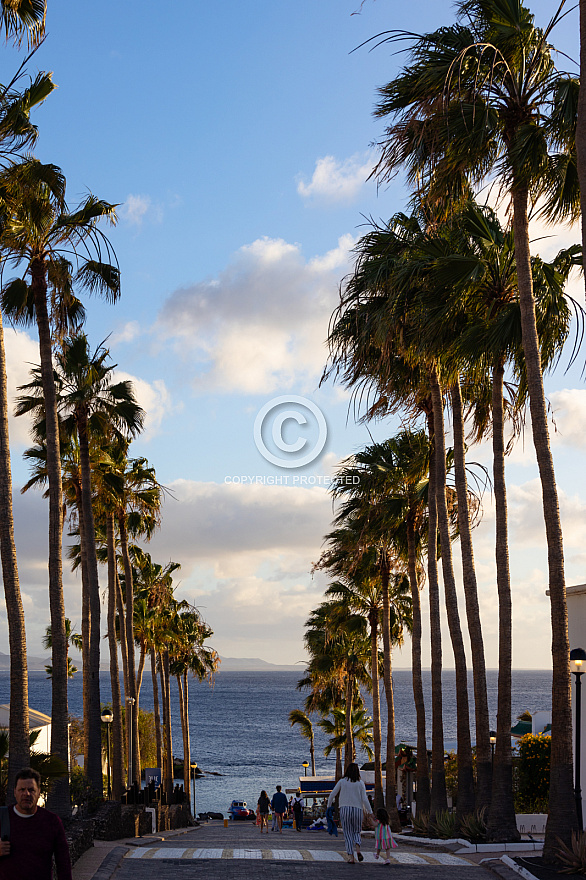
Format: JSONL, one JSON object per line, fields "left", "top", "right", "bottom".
{"left": 0, "top": 652, "right": 302, "bottom": 673}
{"left": 0, "top": 651, "right": 48, "bottom": 671}
{"left": 218, "top": 657, "right": 302, "bottom": 672}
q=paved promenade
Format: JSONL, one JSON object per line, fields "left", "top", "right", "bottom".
{"left": 72, "top": 819, "right": 529, "bottom": 880}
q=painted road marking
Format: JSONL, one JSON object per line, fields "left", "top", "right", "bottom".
{"left": 124, "top": 847, "right": 477, "bottom": 864}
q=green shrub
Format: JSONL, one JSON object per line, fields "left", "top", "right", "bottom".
{"left": 516, "top": 734, "right": 550, "bottom": 808}
{"left": 430, "top": 809, "right": 458, "bottom": 839}
{"left": 460, "top": 807, "right": 487, "bottom": 843}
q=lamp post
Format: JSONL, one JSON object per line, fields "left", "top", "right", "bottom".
{"left": 302, "top": 761, "right": 309, "bottom": 777}
{"left": 101, "top": 708, "right": 113, "bottom": 799}
{"left": 570, "top": 647, "right": 586, "bottom": 831}
{"left": 126, "top": 696, "right": 136, "bottom": 789}
{"left": 489, "top": 731, "right": 496, "bottom": 768}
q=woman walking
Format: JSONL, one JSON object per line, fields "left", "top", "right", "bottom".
{"left": 257, "top": 790, "right": 271, "bottom": 834}
{"left": 327, "top": 763, "right": 375, "bottom": 864}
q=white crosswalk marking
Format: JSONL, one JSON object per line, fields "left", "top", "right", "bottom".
{"left": 123, "top": 846, "right": 477, "bottom": 864}
{"left": 232, "top": 849, "right": 262, "bottom": 859}
{"left": 307, "top": 849, "right": 346, "bottom": 861}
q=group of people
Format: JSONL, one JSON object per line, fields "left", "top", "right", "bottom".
{"left": 256, "top": 785, "right": 305, "bottom": 833}
{"left": 257, "top": 764, "right": 396, "bottom": 864}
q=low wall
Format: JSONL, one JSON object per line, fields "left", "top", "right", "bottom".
{"left": 64, "top": 817, "right": 95, "bottom": 866}
{"left": 94, "top": 801, "right": 194, "bottom": 839}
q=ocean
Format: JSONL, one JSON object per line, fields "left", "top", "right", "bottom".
{"left": 0, "top": 668, "right": 551, "bottom": 815}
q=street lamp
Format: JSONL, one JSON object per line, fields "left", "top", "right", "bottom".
{"left": 489, "top": 731, "right": 496, "bottom": 767}
{"left": 101, "top": 708, "right": 113, "bottom": 799}
{"left": 191, "top": 763, "right": 198, "bottom": 817}
{"left": 126, "top": 696, "right": 136, "bottom": 789}
{"left": 302, "top": 761, "right": 309, "bottom": 776}
{"left": 570, "top": 647, "right": 586, "bottom": 831}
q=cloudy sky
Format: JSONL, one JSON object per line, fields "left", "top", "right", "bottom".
{"left": 0, "top": 0, "right": 584, "bottom": 670}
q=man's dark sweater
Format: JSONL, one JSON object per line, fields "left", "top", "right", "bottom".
{"left": 0, "top": 806, "right": 72, "bottom": 880}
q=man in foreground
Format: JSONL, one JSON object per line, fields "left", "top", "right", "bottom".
{"left": 271, "top": 785, "right": 288, "bottom": 833}
{"left": 0, "top": 767, "right": 72, "bottom": 880}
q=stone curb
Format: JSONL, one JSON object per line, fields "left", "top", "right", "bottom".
{"left": 501, "top": 854, "right": 542, "bottom": 880}
{"left": 89, "top": 846, "right": 128, "bottom": 880}
{"left": 394, "top": 833, "right": 544, "bottom": 854}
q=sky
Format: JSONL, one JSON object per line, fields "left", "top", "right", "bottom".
{"left": 0, "top": 0, "right": 585, "bottom": 671}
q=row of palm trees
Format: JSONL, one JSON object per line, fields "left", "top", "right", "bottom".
{"left": 307, "top": 0, "right": 583, "bottom": 860}
{"left": 0, "top": 1, "right": 218, "bottom": 812}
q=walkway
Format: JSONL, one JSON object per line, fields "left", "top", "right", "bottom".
{"left": 72, "top": 819, "right": 530, "bottom": 880}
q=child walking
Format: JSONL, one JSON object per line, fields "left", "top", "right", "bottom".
{"left": 374, "top": 807, "right": 396, "bottom": 864}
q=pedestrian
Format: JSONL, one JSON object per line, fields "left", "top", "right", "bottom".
{"left": 326, "top": 805, "right": 338, "bottom": 837}
{"left": 374, "top": 807, "right": 397, "bottom": 864}
{"left": 257, "top": 790, "right": 271, "bottom": 834}
{"left": 292, "top": 790, "right": 304, "bottom": 832}
{"left": 271, "top": 785, "right": 288, "bottom": 833}
{"left": 327, "top": 762, "right": 375, "bottom": 864}
{"left": 0, "top": 767, "right": 72, "bottom": 880}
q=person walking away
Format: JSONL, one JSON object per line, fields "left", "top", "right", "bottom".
{"left": 257, "top": 790, "right": 271, "bottom": 834}
{"left": 374, "top": 807, "right": 397, "bottom": 864}
{"left": 327, "top": 762, "right": 375, "bottom": 864}
{"left": 271, "top": 785, "right": 288, "bottom": 833}
{"left": 292, "top": 790, "right": 304, "bottom": 832}
{"left": 0, "top": 767, "right": 72, "bottom": 880}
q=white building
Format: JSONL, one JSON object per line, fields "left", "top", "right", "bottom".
{"left": 0, "top": 704, "right": 52, "bottom": 754}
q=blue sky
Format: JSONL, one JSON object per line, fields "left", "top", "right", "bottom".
{"left": 1, "top": 0, "right": 584, "bottom": 672}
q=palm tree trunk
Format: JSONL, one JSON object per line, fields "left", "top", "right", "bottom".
{"left": 158, "top": 652, "right": 168, "bottom": 788}
{"left": 335, "top": 747, "right": 342, "bottom": 781}
{"left": 116, "top": 571, "right": 129, "bottom": 699}
{"left": 119, "top": 513, "right": 140, "bottom": 785}
{"left": 183, "top": 671, "right": 191, "bottom": 797}
{"left": 136, "top": 644, "right": 146, "bottom": 699}
{"left": 107, "top": 513, "right": 124, "bottom": 799}
{"left": 369, "top": 609, "right": 384, "bottom": 811}
{"left": 344, "top": 674, "right": 354, "bottom": 769}
{"left": 163, "top": 649, "right": 173, "bottom": 798}
{"left": 406, "top": 513, "right": 431, "bottom": 815}
{"left": 450, "top": 381, "right": 491, "bottom": 811}
{"left": 310, "top": 732, "right": 316, "bottom": 776}
{"left": 77, "top": 408, "right": 102, "bottom": 794}
{"left": 486, "top": 358, "right": 520, "bottom": 840}
{"left": 0, "top": 310, "right": 29, "bottom": 794}
{"left": 75, "top": 482, "right": 91, "bottom": 777}
{"left": 431, "top": 368, "right": 475, "bottom": 818}
{"left": 427, "top": 408, "right": 448, "bottom": 818}
{"left": 151, "top": 649, "right": 163, "bottom": 770}
{"left": 31, "top": 256, "right": 70, "bottom": 816}
{"left": 511, "top": 185, "right": 577, "bottom": 857}
{"left": 380, "top": 558, "right": 402, "bottom": 831}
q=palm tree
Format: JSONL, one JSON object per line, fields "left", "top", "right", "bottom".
{"left": 371, "top": 2, "right": 580, "bottom": 849}
{"left": 319, "top": 707, "right": 374, "bottom": 765}
{"left": 42, "top": 618, "right": 82, "bottom": 680}
{"left": 0, "top": 7, "right": 53, "bottom": 799}
{"left": 289, "top": 710, "right": 316, "bottom": 776}
{"left": 16, "top": 335, "right": 143, "bottom": 792}
{"left": 0, "top": 161, "right": 119, "bottom": 814}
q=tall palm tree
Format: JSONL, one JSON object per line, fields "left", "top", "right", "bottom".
{"left": 371, "top": 2, "right": 580, "bottom": 849}
{"left": 319, "top": 707, "right": 374, "bottom": 766}
{"left": 289, "top": 710, "right": 316, "bottom": 776}
{"left": 0, "top": 12, "right": 53, "bottom": 798}
{"left": 0, "top": 161, "right": 119, "bottom": 814}
{"left": 16, "top": 335, "right": 143, "bottom": 792}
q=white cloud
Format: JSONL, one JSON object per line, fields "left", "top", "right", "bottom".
{"left": 297, "top": 153, "right": 374, "bottom": 204}
{"left": 114, "top": 370, "right": 176, "bottom": 439}
{"left": 120, "top": 194, "right": 154, "bottom": 226}
{"left": 109, "top": 321, "right": 141, "bottom": 346}
{"left": 157, "top": 234, "right": 356, "bottom": 394}
{"left": 549, "top": 388, "right": 586, "bottom": 450}
{"left": 4, "top": 327, "right": 40, "bottom": 448}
